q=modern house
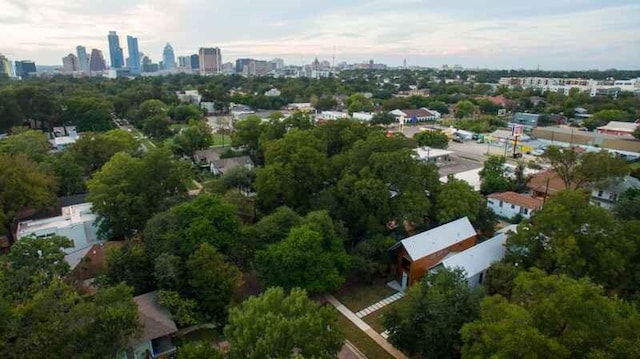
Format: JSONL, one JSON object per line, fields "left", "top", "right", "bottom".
{"left": 391, "top": 217, "right": 477, "bottom": 290}
{"left": 16, "top": 203, "right": 100, "bottom": 254}
{"left": 590, "top": 175, "right": 640, "bottom": 210}
{"left": 596, "top": 121, "right": 639, "bottom": 137}
{"left": 121, "top": 291, "right": 178, "bottom": 359}
{"left": 441, "top": 231, "right": 508, "bottom": 287}
{"left": 486, "top": 191, "right": 544, "bottom": 220}
{"left": 390, "top": 108, "right": 440, "bottom": 123}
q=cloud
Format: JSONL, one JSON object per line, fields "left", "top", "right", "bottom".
{"left": 0, "top": 0, "right": 638, "bottom": 70}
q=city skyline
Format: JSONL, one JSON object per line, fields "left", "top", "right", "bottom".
{"left": 1, "top": 0, "right": 639, "bottom": 70}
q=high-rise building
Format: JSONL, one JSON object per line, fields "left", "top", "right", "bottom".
{"left": 190, "top": 54, "right": 199, "bottom": 70}
{"left": 107, "top": 31, "right": 124, "bottom": 68}
{"left": 198, "top": 47, "right": 221, "bottom": 75}
{"left": 89, "top": 49, "right": 107, "bottom": 73}
{"left": 249, "top": 60, "right": 269, "bottom": 76}
{"left": 62, "top": 53, "right": 80, "bottom": 73}
{"left": 76, "top": 45, "right": 89, "bottom": 73}
{"left": 162, "top": 43, "right": 175, "bottom": 70}
{"left": 270, "top": 58, "right": 285, "bottom": 69}
{"left": 235, "top": 58, "right": 252, "bottom": 74}
{"left": 14, "top": 60, "right": 36, "bottom": 78}
{"left": 0, "top": 54, "right": 12, "bottom": 77}
{"left": 177, "top": 56, "right": 189, "bottom": 68}
{"left": 127, "top": 35, "right": 140, "bottom": 75}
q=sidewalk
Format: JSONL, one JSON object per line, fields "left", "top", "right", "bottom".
{"left": 325, "top": 294, "right": 409, "bottom": 359}
{"left": 355, "top": 291, "right": 405, "bottom": 318}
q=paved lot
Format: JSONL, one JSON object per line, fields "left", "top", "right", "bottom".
{"left": 438, "top": 155, "right": 483, "bottom": 177}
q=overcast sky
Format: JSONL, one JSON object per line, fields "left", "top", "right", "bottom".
{"left": 1, "top": 0, "right": 639, "bottom": 70}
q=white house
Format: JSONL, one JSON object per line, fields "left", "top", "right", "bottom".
{"left": 319, "top": 111, "right": 348, "bottom": 121}
{"left": 50, "top": 126, "right": 79, "bottom": 150}
{"left": 441, "top": 231, "right": 508, "bottom": 287}
{"left": 16, "top": 203, "right": 100, "bottom": 254}
{"left": 591, "top": 175, "right": 640, "bottom": 210}
{"left": 264, "top": 88, "right": 281, "bottom": 97}
{"left": 176, "top": 90, "right": 202, "bottom": 105}
{"left": 414, "top": 146, "right": 453, "bottom": 164}
{"left": 486, "top": 191, "right": 543, "bottom": 220}
{"left": 352, "top": 112, "right": 373, "bottom": 122}
{"left": 389, "top": 108, "right": 440, "bottom": 123}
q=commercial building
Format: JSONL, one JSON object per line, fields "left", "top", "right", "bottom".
{"left": 89, "top": 49, "right": 107, "bottom": 73}
{"left": 0, "top": 53, "right": 12, "bottom": 77}
{"left": 596, "top": 121, "right": 639, "bottom": 137}
{"left": 235, "top": 58, "right": 252, "bottom": 73}
{"left": 127, "top": 35, "right": 141, "bottom": 75}
{"left": 14, "top": 60, "right": 36, "bottom": 78}
{"left": 62, "top": 53, "right": 80, "bottom": 73}
{"left": 531, "top": 126, "right": 640, "bottom": 159}
{"left": 199, "top": 47, "right": 221, "bottom": 75}
{"left": 177, "top": 56, "right": 189, "bottom": 68}
{"left": 76, "top": 45, "right": 89, "bottom": 73}
{"left": 190, "top": 54, "right": 199, "bottom": 70}
{"left": 107, "top": 31, "right": 124, "bottom": 68}
{"left": 162, "top": 43, "right": 176, "bottom": 70}
{"left": 16, "top": 203, "right": 100, "bottom": 254}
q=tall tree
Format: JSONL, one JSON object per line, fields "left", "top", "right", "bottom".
{"left": 103, "top": 241, "right": 154, "bottom": 295}
{"left": 225, "top": 287, "right": 343, "bottom": 359}
{"left": 385, "top": 268, "right": 483, "bottom": 359}
{"left": 186, "top": 243, "right": 243, "bottom": 324}
{"left": 171, "top": 119, "right": 213, "bottom": 156}
{"left": 0, "top": 129, "right": 51, "bottom": 162}
{"left": 70, "top": 129, "right": 138, "bottom": 173}
{"left": 87, "top": 148, "right": 190, "bottom": 238}
{"left": 47, "top": 151, "right": 85, "bottom": 196}
{"left": 414, "top": 130, "right": 449, "bottom": 149}
{"left": 479, "top": 155, "right": 514, "bottom": 195}
{"left": 436, "top": 176, "right": 483, "bottom": 224}
{"left": 0, "top": 153, "right": 56, "bottom": 239}
{"left": 461, "top": 269, "right": 640, "bottom": 359}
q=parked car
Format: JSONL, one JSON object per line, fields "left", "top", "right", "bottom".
{"left": 452, "top": 136, "right": 464, "bottom": 143}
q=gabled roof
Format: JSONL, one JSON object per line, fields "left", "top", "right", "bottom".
{"left": 133, "top": 291, "right": 178, "bottom": 343}
{"left": 391, "top": 108, "right": 435, "bottom": 118}
{"left": 442, "top": 232, "right": 507, "bottom": 278}
{"left": 487, "top": 191, "right": 544, "bottom": 210}
{"left": 528, "top": 170, "right": 567, "bottom": 195}
{"left": 597, "top": 121, "right": 638, "bottom": 133}
{"left": 212, "top": 156, "right": 253, "bottom": 174}
{"left": 392, "top": 217, "right": 476, "bottom": 261}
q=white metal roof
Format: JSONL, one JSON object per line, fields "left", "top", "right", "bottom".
{"left": 597, "top": 121, "right": 638, "bottom": 132}
{"left": 442, "top": 232, "right": 507, "bottom": 278}
{"left": 398, "top": 217, "right": 476, "bottom": 261}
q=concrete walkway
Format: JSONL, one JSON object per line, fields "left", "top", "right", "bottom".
{"left": 355, "top": 292, "right": 405, "bottom": 318}
{"left": 325, "top": 295, "right": 409, "bottom": 359}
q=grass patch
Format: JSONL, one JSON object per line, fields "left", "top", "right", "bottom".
{"left": 331, "top": 307, "right": 394, "bottom": 359}
{"left": 362, "top": 298, "right": 405, "bottom": 334}
{"left": 212, "top": 133, "right": 231, "bottom": 147}
{"left": 334, "top": 280, "right": 396, "bottom": 312}
{"left": 630, "top": 162, "right": 640, "bottom": 169}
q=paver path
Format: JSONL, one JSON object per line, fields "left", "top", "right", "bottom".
{"left": 355, "top": 292, "right": 405, "bottom": 318}
{"left": 325, "top": 295, "right": 409, "bottom": 359}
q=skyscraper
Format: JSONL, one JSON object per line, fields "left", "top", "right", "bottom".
{"left": 199, "top": 47, "right": 221, "bottom": 75}
{"left": 76, "top": 45, "right": 89, "bottom": 73}
{"left": 89, "top": 49, "right": 107, "bottom": 73}
{"left": 0, "top": 54, "right": 12, "bottom": 77}
{"left": 14, "top": 60, "right": 36, "bottom": 78}
{"left": 177, "top": 56, "right": 189, "bottom": 68}
{"left": 127, "top": 35, "right": 140, "bottom": 75}
{"left": 162, "top": 43, "right": 175, "bottom": 70}
{"left": 235, "top": 58, "right": 252, "bottom": 73}
{"left": 62, "top": 53, "right": 80, "bottom": 73}
{"left": 190, "top": 54, "right": 199, "bottom": 70}
{"left": 107, "top": 31, "right": 124, "bottom": 68}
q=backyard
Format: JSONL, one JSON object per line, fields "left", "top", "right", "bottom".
{"left": 334, "top": 280, "right": 397, "bottom": 313}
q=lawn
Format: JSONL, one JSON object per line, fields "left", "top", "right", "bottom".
{"left": 630, "top": 162, "right": 640, "bottom": 170}
{"left": 334, "top": 280, "right": 397, "bottom": 312}
{"left": 212, "top": 132, "right": 231, "bottom": 147}
{"left": 331, "top": 307, "right": 394, "bottom": 359}
{"left": 362, "top": 298, "right": 406, "bottom": 334}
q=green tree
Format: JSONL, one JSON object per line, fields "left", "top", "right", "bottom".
{"left": 87, "top": 148, "right": 190, "bottom": 238}
{"left": 346, "top": 93, "right": 373, "bottom": 114}
{"left": 633, "top": 126, "right": 640, "bottom": 140}
{"left": 70, "top": 129, "right": 138, "bottom": 173}
{"left": 47, "top": 151, "right": 85, "bottom": 196}
{"left": 157, "top": 290, "right": 199, "bottom": 327}
{"left": 172, "top": 104, "right": 202, "bottom": 122}
{"left": 143, "top": 114, "right": 173, "bottom": 140}
{"left": 186, "top": 243, "right": 243, "bottom": 323}
{"left": 0, "top": 153, "right": 56, "bottom": 239}
{"left": 436, "top": 176, "right": 483, "bottom": 224}
{"left": 313, "top": 96, "right": 338, "bottom": 111}
{"left": 541, "top": 146, "right": 628, "bottom": 190}
{"left": 251, "top": 205, "right": 302, "bottom": 248}
{"left": 225, "top": 287, "right": 343, "bottom": 359}
{"left": 231, "top": 115, "right": 262, "bottom": 157}
{"left": 461, "top": 269, "right": 640, "bottom": 359}
{"left": 134, "top": 99, "right": 169, "bottom": 127}
{"left": 177, "top": 342, "right": 224, "bottom": 359}
{"left": 584, "top": 109, "right": 633, "bottom": 130}
{"left": 153, "top": 253, "right": 185, "bottom": 291}
{"left": 172, "top": 119, "right": 213, "bottom": 156}
{"left": 385, "top": 268, "right": 483, "bottom": 358}
{"left": 479, "top": 155, "right": 514, "bottom": 195}
{"left": 614, "top": 187, "right": 640, "bottom": 221}
{"left": 370, "top": 112, "right": 396, "bottom": 126}
{"left": 62, "top": 96, "right": 114, "bottom": 132}
{"left": 455, "top": 100, "right": 475, "bottom": 118}
{"left": 414, "top": 130, "right": 449, "bottom": 149}
{"left": 0, "top": 129, "right": 51, "bottom": 162}
{"left": 103, "top": 242, "right": 154, "bottom": 295}
{"left": 256, "top": 223, "right": 348, "bottom": 294}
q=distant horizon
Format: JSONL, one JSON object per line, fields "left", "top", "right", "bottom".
{"left": 2, "top": 1, "right": 639, "bottom": 71}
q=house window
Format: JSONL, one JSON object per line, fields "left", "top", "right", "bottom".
{"left": 401, "top": 256, "right": 411, "bottom": 272}
{"left": 610, "top": 193, "right": 617, "bottom": 201}
{"left": 520, "top": 207, "right": 529, "bottom": 215}
{"left": 499, "top": 201, "right": 503, "bottom": 207}
{"left": 597, "top": 190, "right": 603, "bottom": 197}
{"left": 511, "top": 204, "right": 515, "bottom": 209}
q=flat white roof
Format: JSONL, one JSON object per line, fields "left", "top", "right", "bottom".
{"left": 396, "top": 217, "right": 476, "bottom": 261}
{"left": 597, "top": 121, "right": 638, "bottom": 132}
{"left": 442, "top": 232, "right": 507, "bottom": 278}
{"left": 414, "top": 147, "right": 454, "bottom": 160}
{"left": 440, "top": 168, "right": 482, "bottom": 191}
{"left": 17, "top": 203, "right": 96, "bottom": 236}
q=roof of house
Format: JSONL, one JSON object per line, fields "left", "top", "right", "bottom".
{"left": 487, "top": 191, "right": 544, "bottom": 210}
{"left": 528, "top": 170, "right": 567, "bottom": 195}
{"left": 133, "top": 291, "right": 178, "bottom": 343}
{"left": 392, "top": 217, "right": 476, "bottom": 261}
{"left": 601, "top": 175, "right": 640, "bottom": 194}
{"left": 597, "top": 121, "right": 638, "bottom": 133}
{"left": 68, "top": 241, "right": 124, "bottom": 277}
{"left": 212, "top": 156, "right": 253, "bottom": 174}
{"left": 442, "top": 232, "right": 507, "bottom": 278}
{"left": 193, "top": 148, "right": 221, "bottom": 164}
{"left": 394, "top": 108, "right": 434, "bottom": 118}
